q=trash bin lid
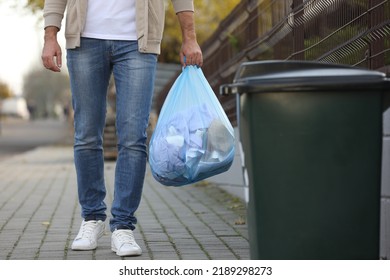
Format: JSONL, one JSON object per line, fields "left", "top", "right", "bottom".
{"left": 221, "top": 60, "right": 389, "bottom": 94}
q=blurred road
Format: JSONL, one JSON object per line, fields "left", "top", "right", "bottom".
{"left": 0, "top": 118, "right": 73, "bottom": 160}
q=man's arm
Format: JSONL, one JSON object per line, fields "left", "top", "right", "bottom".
{"left": 42, "top": 26, "right": 62, "bottom": 72}
{"left": 41, "top": 0, "right": 66, "bottom": 72}
{"left": 176, "top": 11, "right": 203, "bottom": 67}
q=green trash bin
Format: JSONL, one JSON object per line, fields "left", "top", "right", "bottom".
{"left": 221, "top": 60, "right": 390, "bottom": 260}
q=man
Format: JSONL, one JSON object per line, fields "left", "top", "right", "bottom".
{"left": 41, "top": 0, "right": 203, "bottom": 257}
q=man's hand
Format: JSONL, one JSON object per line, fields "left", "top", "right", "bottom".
{"left": 177, "top": 11, "right": 203, "bottom": 67}
{"left": 41, "top": 26, "right": 62, "bottom": 72}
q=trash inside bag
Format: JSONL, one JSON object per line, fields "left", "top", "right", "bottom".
{"left": 149, "top": 66, "right": 235, "bottom": 186}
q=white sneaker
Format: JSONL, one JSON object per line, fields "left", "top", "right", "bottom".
{"left": 111, "top": 229, "right": 142, "bottom": 256}
{"left": 71, "top": 220, "right": 105, "bottom": 250}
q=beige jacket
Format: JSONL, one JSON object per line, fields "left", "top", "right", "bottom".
{"left": 43, "top": 0, "right": 194, "bottom": 54}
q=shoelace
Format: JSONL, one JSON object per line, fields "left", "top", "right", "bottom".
{"left": 78, "top": 221, "right": 97, "bottom": 238}
{"left": 115, "top": 230, "right": 136, "bottom": 245}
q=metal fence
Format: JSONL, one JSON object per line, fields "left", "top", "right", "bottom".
{"left": 164, "top": 0, "right": 390, "bottom": 125}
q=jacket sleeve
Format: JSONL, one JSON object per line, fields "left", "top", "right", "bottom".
{"left": 43, "top": 0, "right": 68, "bottom": 30}
{"left": 171, "top": 0, "right": 194, "bottom": 13}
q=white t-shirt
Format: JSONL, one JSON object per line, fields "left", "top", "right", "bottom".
{"left": 82, "top": 0, "right": 137, "bottom": 40}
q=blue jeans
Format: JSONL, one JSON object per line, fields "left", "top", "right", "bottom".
{"left": 67, "top": 38, "right": 157, "bottom": 232}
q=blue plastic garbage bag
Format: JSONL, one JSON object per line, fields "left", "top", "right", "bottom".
{"left": 149, "top": 66, "right": 235, "bottom": 186}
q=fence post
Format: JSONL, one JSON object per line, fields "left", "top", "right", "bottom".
{"left": 292, "top": 0, "right": 304, "bottom": 60}
{"left": 369, "top": 0, "right": 385, "bottom": 70}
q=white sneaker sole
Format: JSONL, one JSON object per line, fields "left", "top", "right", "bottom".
{"left": 111, "top": 244, "right": 142, "bottom": 257}
{"left": 71, "top": 243, "right": 98, "bottom": 251}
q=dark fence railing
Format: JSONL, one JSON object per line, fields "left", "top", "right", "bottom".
{"left": 156, "top": 0, "right": 390, "bottom": 126}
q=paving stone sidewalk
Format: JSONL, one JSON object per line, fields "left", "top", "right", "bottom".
{"left": 0, "top": 146, "right": 249, "bottom": 260}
